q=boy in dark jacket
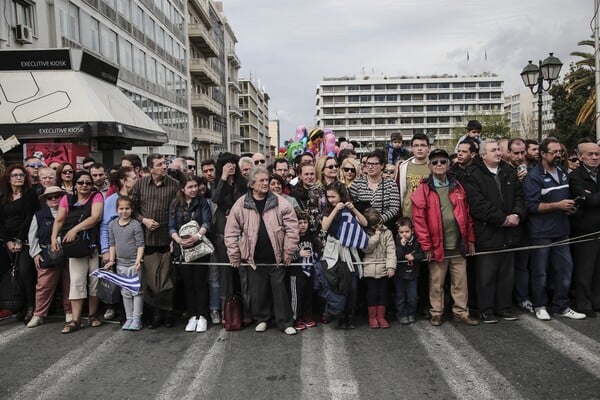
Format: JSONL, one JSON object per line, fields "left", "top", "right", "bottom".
{"left": 288, "top": 210, "right": 321, "bottom": 330}
{"left": 394, "top": 217, "right": 425, "bottom": 325}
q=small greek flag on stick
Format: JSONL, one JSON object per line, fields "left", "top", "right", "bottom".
{"left": 90, "top": 269, "right": 141, "bottom": 295}
{"left": 336, "top": 209, "right": 369, "bottom": 249}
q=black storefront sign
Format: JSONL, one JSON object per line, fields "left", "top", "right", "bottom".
{"left": 0, "top": 49, "right": 71, "bottom": 71}
{"left": 80, "top": 51, "right": 119, "bottom": 85}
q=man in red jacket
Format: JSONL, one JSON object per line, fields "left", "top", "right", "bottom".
{"left": 411, "top": 149, "right": 479, "bottom": 327}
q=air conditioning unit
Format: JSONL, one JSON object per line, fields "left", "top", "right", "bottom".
{"left": 15, "top": 24, "right": 33, "bottom": 44}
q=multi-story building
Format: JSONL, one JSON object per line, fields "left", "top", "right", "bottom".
{"left": 315, "top": 74, "right": 504, "bottom": 151}
{"left": 220, "top": 6, "right": 242, "bottom": 156}
{"left": 504, "top": 90, "right": 535, "bottom": 138}
{"left": 268, "top": 119, "right": 280, "bottom": 158}
{"left": 532, "top": 92, "right": 555, "bottom": 136}
{"left": 239, "top": 78, "right": 271, "bottom": 157}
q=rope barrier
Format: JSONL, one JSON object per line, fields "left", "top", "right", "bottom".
{"left": 175, "top": 231, "right": 600, "bottom": 267}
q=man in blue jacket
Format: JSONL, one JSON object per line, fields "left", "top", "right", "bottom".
{"left": 522, "top": 137, "right": 585, "bottom": 321}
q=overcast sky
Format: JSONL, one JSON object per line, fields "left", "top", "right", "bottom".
{"left": 223, "top": 0, "right": 592, "bottom": 143}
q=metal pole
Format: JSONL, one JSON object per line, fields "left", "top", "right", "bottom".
{"left": 595, "top": 0, "right": 600, "bottom": 141}
{"left": 537, "top": 60, "right": 544, "bottom": 143}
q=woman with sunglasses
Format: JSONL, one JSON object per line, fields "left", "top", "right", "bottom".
{"left": 315, "top": 156, "right": 340, "bottom": 188}
{"left": 26, "top": 186, "right": 72, "bottom": 327}
{"left": 382, "top": 163, "right": 397, "bottom": 181}
{"left": 56, "top": 162, "right": 75, "bottom": 194}
{"left": 339, "top": 158, "right": 361, "bottom": 187}
{"left": 51, "top": 170, "right": 104, "bottom": 333}
{"left": 0, "top": 164, "right": 39, "bottom": 322}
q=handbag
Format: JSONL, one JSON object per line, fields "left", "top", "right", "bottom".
{"left": 97, "top": 277, "right": 121, "bottom": 304}
{"left": 61, "top": 231, "right": 93, "bottom": 258}
{"left": 0, "top": 254, "right": 24, "bottom": 311}
{"left": 179, "top": 220, "right": 214, "bottom": 262}
{"left": 39, "top": 245, "right": 66, "bottom": 269}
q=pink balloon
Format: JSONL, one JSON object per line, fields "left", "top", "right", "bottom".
{"left": 295, "top": 125, "right": 306, "bottom": 141}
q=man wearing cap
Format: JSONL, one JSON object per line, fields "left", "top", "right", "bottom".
{"left": 411, "top": 148, "right": 479, "bottom": 327}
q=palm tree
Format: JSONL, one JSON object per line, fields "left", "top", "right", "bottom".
{"left": 566, "top": 39, "right": 596, "bottom": 127}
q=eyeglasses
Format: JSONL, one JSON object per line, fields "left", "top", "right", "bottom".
{"left": 365, "top": 162, "right": 381, "bottom": 167}
{"left": 383, "top": 169, "right": 395, "bottom": 174}
{"left": 45, "top": 194, "right": 62, "bottom": 200}
{"left": 569, "top": 158, "right": 579, "bottom": 162}
{"left": 254, "top": 159, "right": 266, "bottom": 165}
{"left": 62, "top": 170, "right": 74, "bottom": 175}
{"left": 430, "top": 159, "right": 449, "bottom": 166}
{"left": 324, "top": 164, "right": 338, "bottom": 170}
{"left": 10, "top": 173, "right": 25, "bottom": 178}
{"left": 545, "top": 150, "right": 564, "bottom": 155}
{"left": 342, "top": 167, "right": 356, "bottom": 173}
{"left": 26, "top": 163, "right": 43, "bottom": 168}
{"left": 76, "top": 181, "right": 93, "bottom": 186}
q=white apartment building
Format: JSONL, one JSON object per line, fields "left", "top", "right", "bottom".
{"left": 504, "top": 90, "right": 535, "bottom": 138}
{"left": 239, "top": 78, "right": 271, "bottom": 157}
{"left": 532, "top": 92, "right": 555, "bottom": 135}
{"left": 316, "top": 74, "right": 504, "bottom": 151}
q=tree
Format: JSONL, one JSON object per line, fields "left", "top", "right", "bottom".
{"left": 451, "top": 113, "right": 511, "bottom": 142}
{"left": 567, "top": 39, "right": 596, "bottom": 128}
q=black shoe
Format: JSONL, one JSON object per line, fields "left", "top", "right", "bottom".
{"left": 480, "top": 313, "right": 498, "bottom": 324}
{"left": 336, "top": 318, "right": 346, "bottom": 330}
{"left": 581, "top": 309, "right": 597, "bottom": 318}
{"left": 148, "top": 314, "right": 164, "bottom": 329}
{"left": 496, "top": 311, "right": 518, "bottom": 321}
{"left": 164, "top": 313, "right": 175, "bottom": 328}
{"left": 398, "top": 316, "right": 410, "bottom": 325}
{"left": 346, "top": 317, "right": 356, "bottom": 330}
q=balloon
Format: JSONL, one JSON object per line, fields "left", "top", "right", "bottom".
{"left": 339, "top": 141, "right": 353, "bottom": 151}
{"left": 295, "top": 125, "right": 306, "bottom": 141}
{"left": 286, "top": 142, "right": 304, "bottom": 163}
{"left": 334, "top": 146, "right": 340, "bottom": 155}
{"left": 323, "top": 129, "right": 336, "bottom": 156}
{"left": 283, "top": 140, "right": 289, "bottom": 146}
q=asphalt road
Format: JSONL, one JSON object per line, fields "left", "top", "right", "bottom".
{"left": 1, "top": 311, "right": 600, "bottom": 400}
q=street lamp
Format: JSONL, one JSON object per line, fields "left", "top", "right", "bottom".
{"left": 191, "top": 138, "right": 200, "bottom": 167}
{"left": 520, "top": 53, "right": 563, "bottom": 143}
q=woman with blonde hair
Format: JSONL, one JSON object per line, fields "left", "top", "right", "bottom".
{"left": 315, "top": 155, "right": 339, "bottom": 188}
{"left": 339, "top": 157, "right": 361, "bottom": 187}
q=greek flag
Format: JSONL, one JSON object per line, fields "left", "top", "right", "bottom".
{"left": 90, "top": 269, "right": 141, "bottom": 295}
{"left": 336, "top": 209, "right": 369, "bottom": 249}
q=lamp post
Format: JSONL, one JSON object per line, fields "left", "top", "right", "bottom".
{"left": 191, "top": 138, "right": 200, "bottom": 168}
{"left": 520, "top": 53, "right": 563, "bottom": 143}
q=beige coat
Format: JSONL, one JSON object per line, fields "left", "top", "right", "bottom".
{"left": 224, "top": 191, "right": 299, "bottom": 269}
{"left": 361, "top": 228, "right": 397, "bottom": 278}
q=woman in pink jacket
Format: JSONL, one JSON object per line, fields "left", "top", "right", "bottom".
{"left": 224, "top": 166, "right": 300, "bottom": 335}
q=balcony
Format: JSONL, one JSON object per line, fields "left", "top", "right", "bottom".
{"left": 190, "top": 94, "right": 221, "bottom": 115}
{"left": 192, "top": 127, "right": 222, "bottom": 144}
{"left": 189, "top": 58, "right": 220, "bottom": 86}
{"left": 227, "top": 50, "right": 241, "bottom": 69}
{"left": 188, "top": 24, "right": 219, "bottom": 57}
{"left": 188, "top": 0, "right": 211, "bottom": 27}
{"left": 228, "top": 78, "right": 241, "bottom": 93}
{"left": 229, "top": 105, "right": 243, "bottom": 118}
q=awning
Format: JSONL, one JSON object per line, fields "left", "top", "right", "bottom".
{"left": 0, "top": 68, "right": 168, "bottom": 147}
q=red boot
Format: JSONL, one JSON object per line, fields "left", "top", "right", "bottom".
{"left": 376, "top": 305, "right": 390, "bottom": 328}
{"left": 368, "top": 306, "right": 379, "bottom": 328}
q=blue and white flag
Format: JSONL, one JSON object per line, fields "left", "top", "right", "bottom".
{"left": 336, "top": 209, "right": 369, "bottom": 249}
{"left": 90, "top": 269, "right": 141, "bottom": 295}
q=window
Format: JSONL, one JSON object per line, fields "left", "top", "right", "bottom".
{"left": 14, "top": 0, "right": 36, "bottom": 31}
{"left": 117, "top": 0, "right": 130, "bottom": 19}
{"left": 453, "top": 93, "right": 464, "bottom": 100}
{"left": 144, "top": 14, "right": 155, "bottom": 41}
{"left": 119, "top": 38, "right": 133, "bottom": 70}
{"left": 465, "top": 92, "right": 476, "bottom": 100}
{"left": 479, "top": 81, "right": 490, "bottom": 88}
{"left": 400, "top": 106, "right": 411, "bottom": 113}
{"left": 157, "top": 64, "right": 166, "bottom": 86}
{"left": 386, "top": 95, "right": 397, "bottom": 101}
{"left": 426, "top": 83, "right": 438, "bottom": 89}
{"left": 359, "top": 84, "right": 371, "bottom": 90}
{"left": 348, "top": 95, "right": 360, "bottom": 103}
{"left": 359, "top": 95, "right": 371, "bottom": 102}
{"left": 348, "top": 85, "right": 359, "bottom": 91}
{"left": 359, "top": 107, "right": 371, "bottom": 114}
{"left": 132, "top": 6, "right": 143, "bottom": 30}
{"left": 400, "top": 94, "right": 411, "bottom": 102}
{"left": 59, "top": 3, "right": 79, "bottom": 41}
{"left": 374, "top": 84, "right": 385, "bottom": 90}
{"left": 80, "top": 11, "right": 99, "bottom": 52}
{"left": 479, "top": 92, "right": 491, "bottom": 99}
{"left": 100, "top": 25, "right": 117, "bottom": 62}
{"left": 438, "top": 93, "right": 450, "bottom": 100}
{"left": 133, "top": 47, "right": 145, "bottom": 76}
{"left": 427, "top": 94, "right": 438, "bottom": 101}
{"left": 465, "top": 82, "right": 476, "bottom": 88}
{"left": 374, "top": 95, "right": 386, "bottom": 102}
{"left": 156, "top": 26, "right": 165, "bottom": 49}
{"left": 147, "top": 55, "right": 156, "bottom": 82}
{"left": 400, "top": 84, "right": 411, "bottom": 90}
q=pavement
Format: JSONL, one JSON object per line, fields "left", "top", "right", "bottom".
{"left": 1, "top": 311, "right": 600, "bottom": 400}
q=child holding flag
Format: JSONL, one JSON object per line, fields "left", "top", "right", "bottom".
{"left": 105, "top": 196, "right": 144, "bottom": 331}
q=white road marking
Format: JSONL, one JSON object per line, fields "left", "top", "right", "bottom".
{"left": 0, "top": 325, "right": 33, "bottom": 349}
{"left": 323, "top": 327, "right": 359, "bottom": 399}
{"left": 413, "top": 323, "right": 524, "bottom": 400}
{"left": 518, "top": 314, "right": 600, "bottom": 379}
{"left": 300, "top": 328, "right": 329, "bottom": 400}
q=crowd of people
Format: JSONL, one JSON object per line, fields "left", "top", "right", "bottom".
{"left": 1, "top": 119, "right": 599, "bottom": 336}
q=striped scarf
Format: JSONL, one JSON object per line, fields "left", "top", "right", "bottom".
{"left": 90, "top": 269, "right": 141, "bottom": 295}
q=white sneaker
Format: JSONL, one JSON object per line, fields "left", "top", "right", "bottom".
{"left": 255, "top": 322, "right": 268, "bottom": 332}
{"left": 185, "top": 316, "right": 198, "bottom": 332}
{"left": 27, "top": 316, "right": 44, "bottom": 328}
{"left": 284, "top": 327, "right": 297, "bottom": 335}
{"left": 557, "top": 308, "right": 586, "bottom": 320}
{"left": 196, "top": 316, "right": 208, "bottom": 332}
{"left": 103, "top": 308, "right": 115, "bottom": 320}
{"left": 535, "top": 307, "right": 551, "bottom": 321}
{"left": 518, "top": 300, "right": 534, "bottom": 313}
{"left": 65, "top": 313, "right": 73, "bottom": 323}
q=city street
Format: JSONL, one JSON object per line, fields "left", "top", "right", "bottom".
{"left": 1, "top": 311, "right": 600, "bottom": 400}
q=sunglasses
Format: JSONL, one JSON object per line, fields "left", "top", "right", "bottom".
{"left": 324, "top": 164, "right": 338, "bottom": 170}
{"left": 187, "top": 165, "right": 196, "bottom": 170}
{"left": 383, "top": 169, "right": 395, "bottom": 174}
{"left": 254, "top": 159, "right": 266, "bottom": 165}
{"left": 430, "top": 159, "right": 449, "bottom": 166}
{"left": 62, "top": 170, "right": 74, "bottom": 174}
{"left": 569, "top": 158, "right": 579, "bottom": 162}
{"left": 76, "top": 181, "right": 93, "bottom": 186}
{"left": 10, "top": 173, "right": 25, "bottom": 178}
{"left": 45, "top": 194, "right": 62, "bottom": 200}
{"left": 26, "top": 163, "right": 43, "bottom": 168}
{"left": 342, "top": 167, "right": 356, "bottom": 173}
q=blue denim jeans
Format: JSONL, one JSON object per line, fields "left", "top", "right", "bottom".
{"left": 513, "top": 236, "right": 531, "bottom": 304}
{"left": 394, "top": 275, "right": 418, "bottom": 318}
{"left": 208, "top": 265, "right": 220, "bottom": 311}
{"left": 529, "top": 237, "right": 573, "bottom": 313}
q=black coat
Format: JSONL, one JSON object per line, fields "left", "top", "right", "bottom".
{"left": 464, "top": 159, "right": 526, "bottom": 251}
{"left": 569, "top": 165, "right": 600, "bottom": 234}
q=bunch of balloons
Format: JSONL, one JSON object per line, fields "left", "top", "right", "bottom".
{"left": 279, "top": 125, "right": 341, "bottom": 163}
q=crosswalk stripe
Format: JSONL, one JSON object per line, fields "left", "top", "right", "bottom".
{"left": 323, "top": 327, "right": 360, "bottom": 399}
{"left": 518, "top": 315, "right": 600, "bottom": 379}
{"left": 0, "top": 325, "right": 33, "bottom": 350}
{"left": 300, "top": 328, "right": 329, "bottom": 400}
{"left": 155, "top": 329, "right": 226, "bottom": 400}
{"left": 413, "top": 323, "right": 524, "bottom": 400}
{"left": 9, "top": 329, "right": 122, "bottom": 400}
